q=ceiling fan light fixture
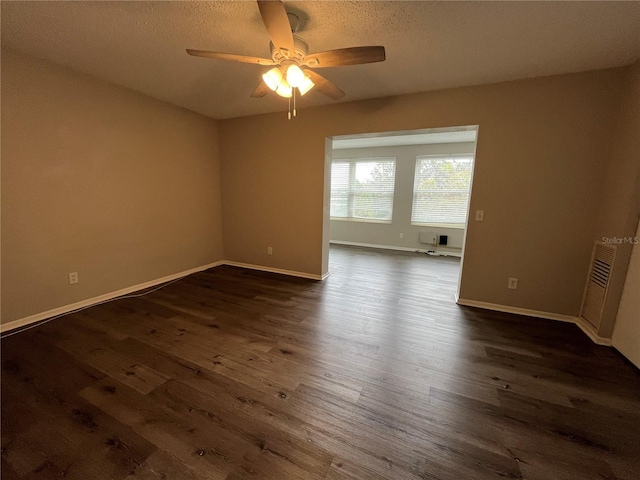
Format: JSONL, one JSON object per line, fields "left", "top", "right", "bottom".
{"left": 285, "top": 64, "right": 305, "bottom": 88}
{"left": 262, "top": 67, "right": 283, "bottom": 91}
{"left": 275, "top": 80, "right": 292, "bottom": 98}
{"left": 187, "top": 0, "right": 385, "bottom": 113}
{"left": 298, "top": 75, "right": 314, "bottom": 96}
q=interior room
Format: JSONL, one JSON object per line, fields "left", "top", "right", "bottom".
{"left": 2, "top": 1, "right": 639, "bottom": 479}
{"left": 329, "top": 127, "right": 476, "bottom": 258}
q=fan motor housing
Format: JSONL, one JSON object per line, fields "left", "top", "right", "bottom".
{"left": 270, "top": 36, "right": 309, "bottom": 65}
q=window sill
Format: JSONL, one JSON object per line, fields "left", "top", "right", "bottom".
{"left": 410, "top": 222, "right": 466, "bottom": 229}
{"left": 331, "top": 218, "right": 392, "bottom": 225}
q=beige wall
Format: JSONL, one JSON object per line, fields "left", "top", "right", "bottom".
{"left": 3, "top": 47, "right": 635, "bottom": 335}
{"left": 1, "top": 50, "right": 224, "bottom": 324}
{"left": 219, "top": 113, "right": 328, "bottom": 276}
{"left": 330, "top": 142, "right": 476, "bottom": 254}
{"left": 593, "top": 61, "right": 640, "bottom": 338}
{"left": 219, "top": 67, "right": 625, "bottom": 317}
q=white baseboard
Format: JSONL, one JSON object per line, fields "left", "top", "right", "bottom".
{"left": 3, "top": 260, "right": 611, "bottom": 350}
{"left": 573, "top": 316, "right": 612, "bottom": 346}
{"left": 330, "top": 240, "right": 462, "bottom": 257}
{"left": 1, "top": 260, "right": 325, "bottom": 334}
{"left": 456, "top": 298, "right": 575, "bottom": 323}
{"left": 222, "top": 261, "right": 324, "bottom": 281}
{"left": 0, "top": 261, "right": 224, "bottom": 334}
{"left": 456, "top": 298, "right": 612, "bottom": 346}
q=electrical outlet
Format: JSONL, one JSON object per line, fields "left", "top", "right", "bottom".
{"left": 69, "top": 272, "right": 79, "bottom": 285}
{"left": 267, "top": 246, "right": 273, "bottom": 255}
{"left": 475, "top": 210, "right": 485, "bottom": 221}
{"left": 508, "top": 277, "right": 518, "bottom": 290}
{"left": 399, "top": 233, "right": 404, "bottom": 239}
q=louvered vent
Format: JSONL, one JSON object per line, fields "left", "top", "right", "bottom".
{"left": 580, "top": 242, "right": 616, "bottom": 329}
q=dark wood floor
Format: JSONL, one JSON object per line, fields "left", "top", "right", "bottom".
{"left": 2, "top": 245, "right": 639, "bottom": 480}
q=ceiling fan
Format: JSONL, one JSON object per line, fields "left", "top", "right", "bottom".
{"left": 186, "top": 0, "right": 385, "bottom": 110}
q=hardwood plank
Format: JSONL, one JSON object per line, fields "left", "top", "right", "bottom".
{"left": 291, "top": 383, "right": 517, "bottom": 479}
{"left": 428, "top": 386, "right": 638, "bottom": 479}
{"left": 324, "top": 456, "right": 402, "bottom": 480}
{"left": 2, "top": 245, "right": 639, "bottom": 480}
{"left": 153, "top": 380, "right": 333, "bottom": 479}
{"left": 122, "top": 450, "right": 201, "bottom": 480}
{"left": 0, "top": 458, "right": 21, "bottom": 480}
{"left": 79, "top": 377, "right": 236, "bottom": 479}
{"left": 1, "top": 350, "right": 156, "bottom": 479}
{"left": 80, "top": 377, "right": 327, "bottom": 480}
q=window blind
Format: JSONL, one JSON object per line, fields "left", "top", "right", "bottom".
{"left": 330, "top": 158, "right": 396, "bottom": 222}
{"left": 411, "top": 156, "right": 473, "bottom": 226}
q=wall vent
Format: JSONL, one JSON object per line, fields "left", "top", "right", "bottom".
{"left": 419, "top": 232, "right": 437, "bottom": 245}
{"left": 580, "top": 242, "right": 616, "bottom": 329}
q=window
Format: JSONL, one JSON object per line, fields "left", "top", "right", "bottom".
{"left": 331, "top": 158, "right": 396, "bottom": 222}
{"left": 411, "top": 155, "right": 473, "bottom": 227}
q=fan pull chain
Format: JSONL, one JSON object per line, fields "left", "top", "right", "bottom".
{"left": 293, "top": 88, "right": 297, "bottom": 117}
{"left": 288, "top": 96, "right": 291, "bottom": 120}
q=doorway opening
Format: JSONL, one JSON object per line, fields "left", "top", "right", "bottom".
{"left": 321, "top": 126, "right": 479, "bottom": 299}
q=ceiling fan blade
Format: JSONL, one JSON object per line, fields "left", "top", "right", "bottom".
{"left": 304, "top": 70, "right": 345, "bottom": 100}
{"left": 186, "top": 49, "right": 275, "bottom": 66}
{"left": 251, "top": 81, "right": 270, "bottom": 98}
{"left": 257, "top": 0, "right": 294, "bottom": 54}
{"left": 303, "top": 46, "right": 386, "bottom": 68}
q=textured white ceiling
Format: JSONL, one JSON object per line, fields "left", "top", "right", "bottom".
{"left": 2, "top": 1, "right": 640, "bottom": 120}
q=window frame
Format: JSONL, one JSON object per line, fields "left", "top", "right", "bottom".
{"left": 330, "top": 156, "right": 397, "bottom": 223}
{"left": 410, "top": 154, "right": 474, "bottom": 229}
